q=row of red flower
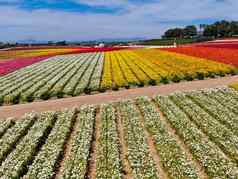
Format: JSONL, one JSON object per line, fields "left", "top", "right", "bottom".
{"left": 162, "top": 47, "right": 238, "bottom": 67}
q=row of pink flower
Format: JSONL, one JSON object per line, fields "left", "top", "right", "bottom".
{"left": 0, "top": 56, "right": 51, "bottom": 76}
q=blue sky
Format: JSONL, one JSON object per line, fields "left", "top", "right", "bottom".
{"left": 0, "top": 0, "right": 237, "bottom": 42}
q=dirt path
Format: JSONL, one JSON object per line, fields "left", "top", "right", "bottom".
{"left": 0, "top": 75, "right": 237, "bottom": 118}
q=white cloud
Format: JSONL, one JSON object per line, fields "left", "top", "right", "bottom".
{"left": 0, "top": 0, "right": 237, "bottom": 42}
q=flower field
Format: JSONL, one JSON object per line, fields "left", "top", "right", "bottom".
{"left": 0, "top": 56, "right": 51, "bottom": 75}
{"left": 0, "top": 87, "right": 237, "bottom": 178}
{"left": 0, "top": 47, "right": 125, "bottom": 75}
{"left": 0, "top": 49, "right": 237, "bottom": 105}
{"left": 162, "top": 46, "right": 238, "bottom": 67}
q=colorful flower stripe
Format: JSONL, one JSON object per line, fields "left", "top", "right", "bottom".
{"left": 162, "top": 46, "right": 238, "bottom": 67}
{"left": 0, "top": 56, "right": 51, "bottom": 76}
{"left": 0, "top": 48, "right": 78, "bottom": 61}
{"left": 134, "top": 49, "right": 236, "bottom": 78}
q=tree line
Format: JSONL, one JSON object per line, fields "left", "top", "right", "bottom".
{"left": 163, "top": 20, "right": 238, "bottom": 39}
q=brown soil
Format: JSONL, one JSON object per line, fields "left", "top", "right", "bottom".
{"left": 116, "top": 107, "right": 133, "bottom": 179}
{"left": 0, "top": 75, "right": 237, "bottom": 119}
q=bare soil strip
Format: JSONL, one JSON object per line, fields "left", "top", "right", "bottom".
{"left": 153, "top": 102, "right": 209, "bottom": 179}
{"left": 115, "top": 107, "right": 133, "bottom": 179}
{"left": 136, "top": 104, "right": 169, "bottom": 179}
{"left": 86, "top": 108, "right": 100, "bottom": 179}
{"left": 0, "top": 75, "right": 237, "bottom": 119}
{"left": 54, "top": 111, "right": 79, "bottom": 179}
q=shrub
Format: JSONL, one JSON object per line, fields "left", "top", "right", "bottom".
{"left": 196, "top": 72, "right": 205, "bottom": 80}
{"left": 56, "top": 91, "right": 65, "bottom": 98}
{"left": 99, "top": 87, "right": 106, "bottom": 93}
{"left": 208, "top": 71, "right": 216, "bottom": 78}
{"left": 40, "top": 92, "right": 51, "bottom": 100}
{"left": 0, "top": 95, "right": 3, "bottom": 106}
{"left": 171, "top": 75, "right": 181, "bottom": 83}
{"left": 138, "top": 82, "right": 145, "bottom": 87}
{"left": 160, "top": 76, "right": 169, "bottom": 84}
{"left": 148, "top": 79, "right": 157, "bottom": 86}
{"left": 218, "top": 71, "right": 225, "bottom": 77}
{"left": 184, "top": 74, "right": 194, "bottom": 81}
{"left": 125, "top": 85, "right": 130, "bottom": 89}
{"left": 21, "top": 94, "right": 34, "bottom": 102}
{"left": 112, "top": 85, "right": 119, "bottom": 91}
{"left": 84, "top": 87, "right": 92, "bottom": 94}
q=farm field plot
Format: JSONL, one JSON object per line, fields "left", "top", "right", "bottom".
{"left": 0, "top": 87, "right": 238, "bottom": 178}
{"left": 0, "top": 48, "right": 79, "bottom": 61}
{"left": 162, "top": 46, "right": 238, "bottom": 67}
{"left": 0, "top": 47, "right": 125, "bottom": 76}
{"left": 0, "top": 49, "right": 237, "bottom": 105}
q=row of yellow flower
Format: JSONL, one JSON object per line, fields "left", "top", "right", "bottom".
{"left": 0, "top": 49, "right": 76, "bottom": 60}
{"left": 230, "top": 83, "right": 238, "bottom": 91}
{"left": 101, "top": 49, "right": 237, "bottom": 89}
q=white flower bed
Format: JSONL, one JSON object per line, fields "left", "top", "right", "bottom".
{"left": 0, "top": 113, "right": 36, "bottom": 163}
{"left": 136, "top": 96, "right": 199, "bottom": 179}
{"left": 0, "top": 112, "right": 56, "bottom": 178}
{"left": 154, "top": 95, "right": 238, "bottom": 178}
{"left": 61, "top": 105, "right": 96, "bottom": 179}
{"left": 170, "top": 93, "right": 238, "bottom": 162}
{"left": 118, "top": 100, "right": 158, "bottom": 178}
{"left": 24, "top": 109, "right": 76, "bottom": 178}
{"left": 88, "top": 53, "right": 104, "bottom": 91}
{"left": 74, "top": 53, "right": 100, "bottom": 95}
{"left": 0, "top": 119, "right": 13, "bottom": 137}
{"left": 62, "top": 53, "right": 95, "bottom": 95}
{"left": 96, "top": 103, "right": 122, "bottom": 178}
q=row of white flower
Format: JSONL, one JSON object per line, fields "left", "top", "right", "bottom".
{"left": 197, "top": 88, "right": 238, "bottom": 135}
{"left": 208, "top": 88, "right": 238, "bottom": 114}
{"left": 19, "top": 58, "right": 74, "bottom": 102}
{"left": 0, "top": 56, "right": 61, "bottom": 92}
{"left": 0, "top": 119, "right": 13, "bottom": 138}
{"left": 0, "top": 56, "right": 68, "bottom": 103}
{"left": 136, "top": 96, "right": 199, "bottom": 179}
{"left": 171, "top": 92, "right": 238, "bottom": 163}
{"left": 88, "top": 53, "right": 104, "bottom": 91}
{"left": 61, "top": 105, "right": 96, "bottom": 179}
{"left": 2, "top": 59, "right": 66, "bottom": 103}
{"left": 0, "top": 114, "right": 35, "bottom": 164}
{"left": 34, "top": 56, "right": 85, "bottom": 99}
{"left": 0, "top": 56, "right": 58, "bottom": 85}
{"left": 154, "top": 95, "right": 238, "bottom": 178}
{"left": 118, "top": 100, "right": 159, "bottom": 178}
{"left": 0, "top": 52, "right": 104, "bottom": 104}
{"left": 62, "top": 53, "right": 96, "bottom": 95}
{"left": 49, "top": 54, "right": 88, "bottom": 97}
{"left": 24, "top": 109, "right": 76, "bottom": 178}
{"left": 74, "top": 53, "right": 101, "bottom": 95}
{"left": 0, "top": 112, "right": 56, "bottom": 178}
{"left": 96, "top": 103, "right": 122, "bottom": 178}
